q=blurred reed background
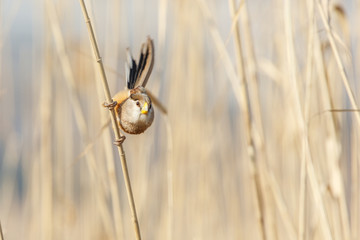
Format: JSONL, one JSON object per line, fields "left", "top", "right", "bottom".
{"left": 0, "top": 0, "right": 359, "bottom": 239}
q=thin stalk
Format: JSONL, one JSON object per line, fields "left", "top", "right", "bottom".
{"left": 314, "top": 6, "right": 351, "bottom": 240}
{"left": 298, "top": 0, "right": 316, "bottom": 238}
{"left": 164, "top": 115, "right": 174, "bottom": 240}
{"left": 78, "top": 1, "right": 142, "bottom": 239}
{"left": 316, "top": 0, "right": 360, "bottom": 126}
{"left": 45, "top": 2, "right": 115, "bottom": 237}
{"left": 316, "top": 2, "right": 355, "bottom": 239}
{"left": 95, "top": 65, "right": 125, "bottom": 240}
{"left": 228, "top": 1, "right": 266, "bottom": 239}
{"left": 40, "top": 16, "right": 53, "bottom": 240}
{"left": 284, "top": 0, "right": 333, "bottom": 239}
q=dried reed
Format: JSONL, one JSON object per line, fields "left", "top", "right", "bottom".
{"left": 78, "top": 0, "right": 141, "bottom": 239}
{"left": 1, "top": 0, "right": 360, "bottom": 239}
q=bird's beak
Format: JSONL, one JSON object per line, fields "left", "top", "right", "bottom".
{"left": 141, "top": 102, "right": 149, "bottom": 114}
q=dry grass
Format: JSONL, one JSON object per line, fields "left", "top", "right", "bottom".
{"left": 0, "top": 0, "right": 359, "bottom": 239}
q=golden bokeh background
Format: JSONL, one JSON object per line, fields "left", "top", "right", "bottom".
{"left": 0, "top": 0, "right": 359, "bottom": 239}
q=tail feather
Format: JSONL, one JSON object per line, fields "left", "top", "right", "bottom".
{"left": 125, "top": 37, "right": 154, "bottom": 89}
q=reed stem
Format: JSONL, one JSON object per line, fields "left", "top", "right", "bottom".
{"left": 228, "top": 1, "right": 266, "bottom": 239}
{"left": 78, "top": 1, "right": 142, "bottom": 239}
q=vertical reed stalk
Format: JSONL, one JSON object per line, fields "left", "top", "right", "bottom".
{"left": 45, "top": 1, "right": 115, "bottom": 237}
{"left": 78, "top": 1, "right": 142, "bottom": 239}
{"left": 298, "top": 0, "right": 315, "bottom": 238}
{"left": 228, "top": 1, "right": 266, "bottom": 239}
{"left": 95, "top": 67, "right": 125, "bottom": 240}
{"left": 164, "top": 116, "right": 174, "bottom": 240}
{"left": 316, "top": 3, "right": 359, "bottom": 240}
{"left": 40, "top": 11, "right": 53, "bottom": 240}
{"left": 316, "top": 0, "right": 360, "bottom": 125}
{"left": 284, "top": 0, "right": 333, "bottom": 239}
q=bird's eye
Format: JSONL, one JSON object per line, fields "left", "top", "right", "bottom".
{"left": 136, "top": 101, "right": 140, "bottom": 106}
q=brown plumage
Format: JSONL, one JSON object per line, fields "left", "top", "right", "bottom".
{"left": 112, "top": 37, "right": 155, "bottom": 135}
{"left": 113, "top": 86, "right": 154, "bottom": 134}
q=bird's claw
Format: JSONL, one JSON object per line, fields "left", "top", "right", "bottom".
{"left": 103, "top": 101, "right": 118, "bottom": 110}
{"left": 113, "top": 136, "right": 126, "bottom": 146}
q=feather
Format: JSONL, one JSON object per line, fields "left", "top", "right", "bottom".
{"left": 136, "top": 37, "right": 154, "bottom": 87}
{"left": 125, "top": 37, "right": 155, "bottom": 89}
{"left": 112, "top": 89, "right": 129, "bottom": 113}
{"left": 126, "top": 49, "right": 138, "bottom": 89}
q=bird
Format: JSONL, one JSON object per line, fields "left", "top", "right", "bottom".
{"left": 103, "top": 37, "right": 156, "bottom": 145}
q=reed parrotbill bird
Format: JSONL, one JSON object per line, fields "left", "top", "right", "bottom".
{"left": 104, "top": 37, "right": 155, "bottom": 143}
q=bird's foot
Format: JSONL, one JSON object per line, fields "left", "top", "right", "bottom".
{"left": 113, "top": 136, "right": 126, "bottom": 146}
{"left": 103, "top": 101, "right": 118, "bottom": 110}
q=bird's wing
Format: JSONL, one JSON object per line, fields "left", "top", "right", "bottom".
{"left": 146, "top": 90, "right": 167, "bottom": 114}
